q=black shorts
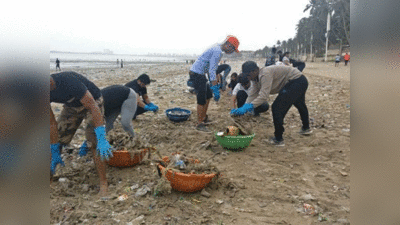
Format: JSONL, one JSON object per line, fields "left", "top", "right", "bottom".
{"left": 189, "top": 71, "right": 213, "bottom": 105}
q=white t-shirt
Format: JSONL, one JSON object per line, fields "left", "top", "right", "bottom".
{"left": 232, "top": 81, "right": 258, "bottom": 96}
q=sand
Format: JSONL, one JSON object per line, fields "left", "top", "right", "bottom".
{"left": 50, "top": 59, "right": 350, "bottom": 224}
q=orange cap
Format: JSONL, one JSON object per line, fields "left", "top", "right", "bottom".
{"left": 225, "top": 35, "right": 240, "bottom": 52}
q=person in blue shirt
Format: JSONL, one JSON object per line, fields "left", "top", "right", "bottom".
{"left": 188, "top": 35, "right": 240, "bottom": 132}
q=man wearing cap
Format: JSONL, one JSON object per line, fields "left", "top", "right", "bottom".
{"left": 188, "top": 35, "right": 239, "bottom": 132}
{"left": 231, "top": 61, "right": 312, "bottom": 146}
{"left": 125, "top": 74, "right": 159, "bottom": 119}
{"left": 50, "top": 71, "right": 113, "bottom": 197}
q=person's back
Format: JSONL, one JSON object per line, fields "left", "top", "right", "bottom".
{"left": 50, "top": 71, "right": 101, "bottom": 107}
{"left": 190, "top": 43, "right": 223, "bottom": 78}
{"left": 101, "top": 85, "right": 131, "bottom": 116}
{"left": 100, "top": 85, "right": 137, "bottom": 136}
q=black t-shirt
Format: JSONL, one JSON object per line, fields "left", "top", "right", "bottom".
{"left": 50, "top": 71, "right": 101, "bottom": 107}
{"left": 228, "top": 80, "right": 238, "bottom": 89}
{"left": 125, "top": 79, "right": 147, "bottom": 97}
{"left": 101, "top": 85, "right": 131, "bottom": 116}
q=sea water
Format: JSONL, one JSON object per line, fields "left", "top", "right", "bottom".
{"left": 50, "top": 52, "right": 196, "bottom": 69}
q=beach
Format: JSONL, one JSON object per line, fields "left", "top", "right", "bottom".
{"left": 50, "top": 59, "right": 350, "bottom": 224}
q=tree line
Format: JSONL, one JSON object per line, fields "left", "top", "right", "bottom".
{"left": 254, "top": 0, "right": 350, "bottom": 58}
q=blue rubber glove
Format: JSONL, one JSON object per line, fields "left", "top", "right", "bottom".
{"left": 51, "top": 143, "right": 64, "bottom": 174}
{"left": 94, "top": 126, "right": 113, "bottom": 161}
{"left": 210, "top": 85, "right": 220, "bottom": 102}
{"left": 242, "top": 103, "right": 254, "bottom": 113}
{"left": 144, "top": 104, "right": 155, "bottom": 112}
{"left": 79, "top": 140, "right": 89, "bottom": 156}
{"left": 148, "top": 103, "right": 159, "bottom": 112}
{"left": 230, "top": 108, "right": 245, "bottom": 116}
{"left": 230, "top": 103, "right": 254, "bottom": 116}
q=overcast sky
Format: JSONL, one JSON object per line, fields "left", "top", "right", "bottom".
{"left": 2, "top": 0, "right": 311, "bottom": 56}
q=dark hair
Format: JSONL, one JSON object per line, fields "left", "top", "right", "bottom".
{"left": 271, "top": 47, "right": 277, "bottom": 54}
{"left": 231, "top": 72, "right": 238, "bottom": 78}
{"left": 238, "top": 73, "right": 250, "bottom": 86}
{"left": 137, "top": 74, "right": 150, "bottom": 85}
{"left": 242, "top": 61, "right": 259, "bottom": 75}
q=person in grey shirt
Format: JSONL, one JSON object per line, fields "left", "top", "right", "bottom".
{"left": 231, "top": 61, "right": 312, "bottom": 146}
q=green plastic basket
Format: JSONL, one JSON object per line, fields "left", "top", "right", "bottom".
{"left": 215, "top": 132, "right": 256, "bottom": 151}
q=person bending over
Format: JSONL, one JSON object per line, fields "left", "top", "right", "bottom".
{"left": 231, "top": 61, "right": 312, "bottom": 146}
{"left": 50, "top": 71, "right": 113, "bottom": 196}
{"left": 188, "top": 35, "right": 240, "bottom": 132}
{"left": 79, "top": 85, "right": 139, "bottom": 156}
{"left": 125, "top": 73, "right": 159, "bottom": 119}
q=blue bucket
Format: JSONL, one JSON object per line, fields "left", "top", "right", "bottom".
{"left": 166, "top": 108, "right": 191, "bottom": 122}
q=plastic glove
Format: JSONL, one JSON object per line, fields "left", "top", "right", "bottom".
{"left": 144, "top": 104, "right": 155, "bottom": 112}
{"left": 241, "top": 103, "right": 254, "bottom": 113}
{"left": 144, "top": 104, "right": 156, "bottom": 112}
{"left": 79, "top": 140, "right": 89, "bottom": 156}
{"left": 148, "top": 103, "right": 159, "bottom": 112}
{"left": 230, "top": 103, "right": 254, "bottom": 116}
{"left": 94, "top": 126, "right": 113, "bottom": 161}
{"left": 210, "top": 85, "right": 220, "bottom": 102}
{"left": 230, "top": 108, "right": 245, "bottom": 116}
{"left": 51, "top": 143, "right": 64, "bottom": 174}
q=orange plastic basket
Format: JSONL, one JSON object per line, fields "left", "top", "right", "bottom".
{"left": 106, "top": 148, "right": 151, "bottom": 167}
{"left": 157, "top": 156, "right": 217, "bottom": 192}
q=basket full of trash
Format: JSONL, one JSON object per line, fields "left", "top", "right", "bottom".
{"left": 165, "top": 107, "right": 191, "bottom": 122}
{"left": 215, "top": 126, "right": 256, "bottom": 151}
{"left": 106, "top": 148, "right": 150, "bottom": 168}
{"left": 156, "top": 153, "right": 219, "bottom": 193}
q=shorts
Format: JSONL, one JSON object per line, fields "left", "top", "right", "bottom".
{"left": 189, "top": 71, "right": 213, "bottom": 105}
{"left": 57, "top": 97, "right": 104, "bottom": 148}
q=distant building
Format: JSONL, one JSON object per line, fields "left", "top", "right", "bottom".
{"left": 104, "top": 49, "right": 113, "bottom": 54}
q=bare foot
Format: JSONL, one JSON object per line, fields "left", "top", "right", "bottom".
{"left": 98, "top": 182, "right": 109, "bottom": 198}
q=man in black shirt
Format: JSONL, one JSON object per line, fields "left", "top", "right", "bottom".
{"left": 125, "top": 74, "right": 158, "bottom": 119}
{"left": 50, "top": 71, "right": 113, "bottom": 197}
